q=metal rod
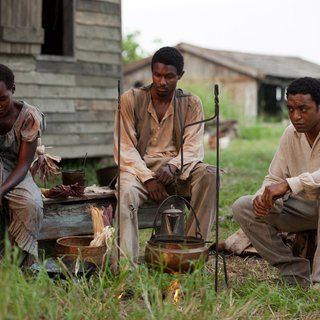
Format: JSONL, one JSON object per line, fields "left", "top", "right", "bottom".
{"left": 117, "top": 79, "right": 121, "bottom": 266}
{"left": 178, "top": 85, "right": 224, "bottom": 292}
{"left": 180, "top": 98, "right": 218, "bottom": 171}
{"left": 214, "top": 84, "right": 220, "bottom": 293}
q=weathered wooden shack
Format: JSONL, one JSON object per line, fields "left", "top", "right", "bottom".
{"left": 124, "top": 42, "right": 320, "bottom": 121}
{"left": 0, "top": 0, "right": 121, "bottom": 159}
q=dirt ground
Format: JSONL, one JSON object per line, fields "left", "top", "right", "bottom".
{"left": 205, "top": 252, "right": 278, "bottom": 288}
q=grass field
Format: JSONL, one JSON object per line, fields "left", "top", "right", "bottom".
{"left": 2, "top": 122, "right": 320, "bottom": 319}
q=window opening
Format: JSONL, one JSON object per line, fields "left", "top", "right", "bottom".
{"left": 41, "top": 0, "right": 74, "bottom": 56}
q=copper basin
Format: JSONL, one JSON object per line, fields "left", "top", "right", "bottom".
{"left": 56, "top": 235, "right": 106, "bottom": 268}
{"left": 144, "top": 235, "right": 209, "bottom": 273}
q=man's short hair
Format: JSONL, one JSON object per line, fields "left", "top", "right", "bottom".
{"left": 151, "top": 46, "right": 184, "bottom": 75}
{"left": 286, "top": 77, "right": 320, "bottom": 107}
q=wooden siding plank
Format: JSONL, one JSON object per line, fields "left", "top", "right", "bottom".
{"left": 15, "top": 71, "right": 75, "bottom": 86}
{"left": 2, "top": 43, "right": 41, "bottom": 55}
{"left": 0, "top": 56, "right": 35, "bottom": 71}
{"left": 45, "top": 110, "right": 114, "bottom": 122}
{"left": 47, "top": 144, "right": 114, "bottom": 158}
{"left": 74, "top": 87, "right": 117, "bottom": 99}
{"left": 36, "top": 60, "right": 120, "bottom": 77}
{"left": 29, "top": 44, "right": 41, "bottom": 55}
{"left": 0, "top": 42, "right": 11, "bottom": 53}
{"left": 44, "top": 122, "right": 113, "bottom": 134}
{"left": 16, "top": 0, "right": 28, "bottom": 27}
{"left": 42, "top": 133, "right": 113, "bottom": 146}
{"left": 76, "top": 25, "right": 121, "bottom": 41}
{"left": 76, "top": 37, "right": 121, "bottom": 53}
{"left": 0, "top": 0, "right": 11, "bottom": 26}
{"left": 75, "top": 99, "right": 116, "bottom": 111}
{"left": 29, "top": 0, "right": 42, "bottom": 28}
{"left": 77, "top": 0, "right": 120, "bottom": 15}
{"left": 36, "top": 60, "right": 76, "bottom": 74}
{"left": 76, "top": 50, "right": 121, "bottom": 65}
{"left": 1, "top": 26, "right": 44, "bottom": 43}
{"left": 5, "top": 43, "right": 32, "bottom": 54}
{"left": 26, "top": 98, "right": 75, "bottom": 113}
{"left": 15, "top": 84, "right": 117, "bottom": 99}
{"left": 75, "top": 74, "right": 119, "bottom": 88}
{"left": 12, "top": 0, "right": 19, "bottom": 26}
{"left": 75, "top": 11, "right": 120, "bottom": 27}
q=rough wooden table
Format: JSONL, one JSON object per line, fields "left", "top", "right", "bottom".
{"left": 39, "top": 190, "right": 117, "bottom": 241}
{"left": 38, "top": 190, "right": 116, "bottom": 257}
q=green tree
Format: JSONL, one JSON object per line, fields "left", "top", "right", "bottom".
{"left": 122, "top": 31, "right": 146, "bottom": 64}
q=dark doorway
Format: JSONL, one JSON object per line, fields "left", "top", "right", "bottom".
{"left": 258, "top": 83, "right": 284, "bottom": 118}
{"left": 41, "top": 0, "right": 74, "bottom": 56}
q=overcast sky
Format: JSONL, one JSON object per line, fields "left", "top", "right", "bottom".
{"left": 122, "top": 0, "right": 320, "bottom": 65}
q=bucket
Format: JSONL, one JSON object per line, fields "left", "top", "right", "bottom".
{"left": 96, "top": 166, "right": 118, "bottom": 188}
{"left": 56, "top": 235, "right": 106, "bottom": 268}
{"left": 62, "top": 170, "right": 86, "bottom": 186}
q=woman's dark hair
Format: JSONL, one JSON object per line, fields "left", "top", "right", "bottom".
{"left": 0, "top": 64, "right": 14, "bottom": 90}
{"left": 151, "top": 46, "right": 184, "bottom": 75}
{"left": 286, "top": 77, "right": 320, "bottom": 107}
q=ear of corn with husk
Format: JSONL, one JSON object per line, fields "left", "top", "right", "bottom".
{"left": 88, "top": 206, "right": 105, "bottom": 238}
{"left": 31, "top": 143, "right": 61, "bottom": 183}
{"left": 88, "top": 206, "right": 115, "bottom": 249}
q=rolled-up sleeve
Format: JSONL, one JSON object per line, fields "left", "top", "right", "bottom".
{"left": 287, "top": 171, "right": 320, "bottom": 199}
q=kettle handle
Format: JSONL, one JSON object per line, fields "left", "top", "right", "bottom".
{"left": 151, "top": 195, "right": 202, "bottom": 239}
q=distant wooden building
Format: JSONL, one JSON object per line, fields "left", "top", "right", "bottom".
{"left": 124, "top": 43, "right": 320, "bottom": 120}
{"left": 0, "top": 0, "right": 121, "bottom": 159}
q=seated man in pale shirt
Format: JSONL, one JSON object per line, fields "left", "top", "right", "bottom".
{"left": 114, "top": 46, "right": 216, "bottom": 262}
{"left": 232, "top": 77, "right": 320, "bottom": 289}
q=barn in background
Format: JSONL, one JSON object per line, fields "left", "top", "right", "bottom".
{"left": 0, "top": 0, "right": 121, "bottom": 160}
{"left": 124, "top": 43, "right": 320, "bottom": 121}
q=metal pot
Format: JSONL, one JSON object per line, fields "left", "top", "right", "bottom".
{"left": 145, "top": 235, "right": 209, "bottom": 273}
{"left": 159, "top": 205, "right": 185, "bottom": 236}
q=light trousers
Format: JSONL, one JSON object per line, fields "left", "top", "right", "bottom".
{"left": 115, "top": 162, "right": 217, "bottom": 262}
{"left": 232, "top": 195, "right": 320, "bottom": 283}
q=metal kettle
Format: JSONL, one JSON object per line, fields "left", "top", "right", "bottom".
{"left": 159, "top": 205, "right": 185, "bottom": 236}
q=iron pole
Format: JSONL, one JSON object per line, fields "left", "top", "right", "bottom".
{"left": 117, "top": 79, "right": 121, "bottom": 266}
{"left": 214, "top": 84, "right": 220, "bottom": 293}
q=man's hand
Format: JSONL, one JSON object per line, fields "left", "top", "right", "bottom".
{"left": 253, "top": 181, "right": 290, "bottom": 217}
{"left": 154, "top": 164, "right": 178, "bottom": 185}
{"left": 261, "top": 181, "right": 290, "bottom": 208}
{"left": 253, "top": 195, "right": 270, "bottom": 217}
{"left": 144, "top": 179, "right": 169, "bottom": 203}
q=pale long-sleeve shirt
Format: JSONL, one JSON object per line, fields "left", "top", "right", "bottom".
{"left": 114, "top": 88, "right": 205, "bottom": 183}
{"left": 255, "top": 124, "right": 320, "bottom": 200}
